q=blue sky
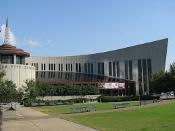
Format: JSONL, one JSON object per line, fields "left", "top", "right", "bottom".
{"left": 0, "top": 0, "right": 174, "bottom": 69}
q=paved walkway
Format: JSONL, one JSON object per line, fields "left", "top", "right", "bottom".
{"left": 2, "top": 106, "right": 97, "bottom": 131}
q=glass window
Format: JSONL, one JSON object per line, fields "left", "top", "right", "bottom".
{"left": 109, "top": 62, "right": 112, "bottom": 76}
{"left": 16, "top": 56, "right": 22, "bottom": 64}
{"left": 79, "top": 63, "right": 81, "bottom": 72}
{"left": 117, "top": 61, "right": 120, "bottom": 77}
{"left": 98, "top": 62, "right": 104, "bottom": 75}
{"left": 129, "top": 60, "right": 133, "bottom": 80}
{"left": 113, "top": 61, "right": 116, "bottom": 77}
{"left": 147, "top": 59, "right": 152, "bottom": 79}
{"left": 125, "top": 61, "right": 128, "bottom": 79}
{"left": 91, "top": 63, "right": 93, "bottom": 74}
{"left": 84, "top": 63, "right": 87, "bottom": 73}
{"left": 1, "top": 55, "right": 13, "bottom": 64}
{"left": 76, "top": 63, "right": 78, "bottom": 72}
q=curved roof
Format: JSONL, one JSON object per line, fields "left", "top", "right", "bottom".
{"left": 0, "top": 44, "right": 30, "bottom": 57}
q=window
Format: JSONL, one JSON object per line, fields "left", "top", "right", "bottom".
{"left": 76, "top": 63, "right": 78, "bottom": 72}
{"left": 116, "top": 61, "right": 120, "bottom": 77}
{"left": 41, "top": 64, "right": 43, "bottom": 70}
{"left": 44, "top": 64, "right": 46, "bottom": 70}
{"left": 49, "top": 64, "right": 51, "bottom": 70}
{"left": 76, "top": 63, "right": 81, "bottom": 72}
{"left": 84, "top": 63, "right": 87, "bottom": 73}
{"left": 66, "top": 64, "right": 68, "bottom": 71}
{"left": 102, "top": 63, "right": 104, "bottom": 75}
{"left": 109, "top": 62, "right": 112, "bottom": 76}
{"left": 79, "top": 63, "right": 81, "bottom": 72}
{"left": 61, "top": 64, "right": 63, "bottom": 71}
{"left": 138, "top": 59, "right": 142, "bottom": 81}
{"left": 32, "top": 63, "right": 38, "bottom": 70}
{"left": 91, "top": 63, "right": 93, "bottom": 74}
{"left": 98, "top": 63, "right": 100, "bottom": 74}
{"left": 70, "top": 64, "right": 72, "bottom": 71}
{"left": 129, "top": 60, "right": 133, "bottom": 80}
{"left": 125, "top": 61, "right": 128, "bottom": 79}
{"left": 147, "top": 59, "right": 152, "bottom": 79}
{"left": 49, "top": 63, "right": 55, "bottom": 71}
{"left": 58, "top": 64, "right": 61, "bottom": 71}
{"left": 84, "top": 63, "right": 93, "bottom": 74}
{"left": 113, "top": 61, "right": 116, "bottom": 77}
{"left": 142, "top": 59, "right": 147, "bottom": 91}
{"left": 98, "top": 62, "right": 104, "bottom": 75}
{"left": 53, "top": 64, "right": 55, "bottom": 70}
{"left": 65, "top": 64, "right": 72, "bottom": 72}
{"left": 1, "top": 55, "right": 13, "bottom": 64}
{"left": 88, "top": 63, "right": 91, "bottom": 74}
{"left": 16, "top": 56, "right": 22, "bottom": 64}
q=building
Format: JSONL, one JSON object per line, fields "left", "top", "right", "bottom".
{"left": 0, "top": 18, "right": 35, "bottom": 88}
{"left": 26, "top": 39, "right": 168, "bottom": 95}
{"left": 0, "top": 19, "right": 168, "bottom": 95}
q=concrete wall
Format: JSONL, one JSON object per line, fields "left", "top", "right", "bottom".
{"left": 0, "top": 64, "right": 36, "bottom": 89}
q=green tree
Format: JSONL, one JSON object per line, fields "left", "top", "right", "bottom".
{"left": 0, "top": 69, "right": 5, "bottom": 82}
{"left": 150, "top": 62, "right": 175, "bottom": 94}
{"left": 23, "top": 80, "right": 37, "bottom": 99}
{"left": 0, "top": 80, "right": 17, "bottom": 103}
{"left": 170, "top": 62, "right": 175, "bottom": 77}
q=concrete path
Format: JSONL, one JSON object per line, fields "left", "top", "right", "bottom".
{"left": 2, "top": 106, "right": 97, "bottom": 131}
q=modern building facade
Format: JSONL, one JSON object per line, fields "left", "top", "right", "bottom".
{"left": 0, "top": 18, "right": 168, "bottom": 95}
{"left": 0, "top": 19, "right": 35, "bottom": 88}
{"left": 26, "top": 38, "right": 168, "bottom": 95}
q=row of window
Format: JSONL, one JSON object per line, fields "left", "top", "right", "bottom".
{"left": 138, "top": 58, "right": 152, "bottom": 95}
{"left": 1, "top": 55, "right": 23, "bottom": 64}
{"left": 108, "top": 61, "right": 120, "bottom": 77}
{"left": 30, "top": 62, "right": 121, "bottom": 77}
{"left": 125, "top": 60, "right": 133, "bottom": 80}
{"left": 29, "top": 60, "right": 152, "bottom": 82}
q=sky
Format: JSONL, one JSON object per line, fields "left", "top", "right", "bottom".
{"left": 0, "top": 0, "right": 174, "bottom": 70}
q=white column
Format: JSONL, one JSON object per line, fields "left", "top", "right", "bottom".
{"left": 13, "top": 54, "right": 16, "bottom": 64}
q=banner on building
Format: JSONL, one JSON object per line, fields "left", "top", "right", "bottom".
{"left": 100, "top": 82, "right": 125, "bottom": 89}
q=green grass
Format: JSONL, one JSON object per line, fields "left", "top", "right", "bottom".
{"left": 32, "top": 101, "right": 175, "bottom": 130}
{"left": 68, "top": 101, "right": 175, "bottom": 131}
{"left": 32, "top": 101, "right": 139, "bottom": 115}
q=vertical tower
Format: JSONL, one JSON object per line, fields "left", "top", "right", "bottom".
{"left": 0, "top": 18, "right": 30, "bottom": 64}
{"left": 4, "top": 17, "right": 10, "bottom": 45}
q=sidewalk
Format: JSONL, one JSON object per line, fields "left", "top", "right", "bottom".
{"left": 2, "top": 106, "right": 97, "bottom": 131}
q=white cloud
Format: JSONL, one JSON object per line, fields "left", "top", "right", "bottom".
{"left": 0, "top": 24, "right": 16, "bottom": 45}
{"left": 46, "top": 39, "right": 52, "bottom": 43}
{"left": 23, "top": 39, "right": 54, "bottom": 48}
{"left": 27, "top": 40, "right": 40, "bottom": 47}
{"left": 49, "top": 43, "right": 55, "bottom": 48}
{"left": 46, "top": 39, "right": 55, "bottom": 48}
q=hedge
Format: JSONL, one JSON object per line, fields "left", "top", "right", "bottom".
{"left": 98, "top": 95, "right": 160, "bottom": 102}
{"left": 23, "top": 98, "right": 92, "bottom": 107}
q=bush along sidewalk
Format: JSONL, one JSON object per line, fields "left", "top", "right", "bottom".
{"left": 98, "top": 95, "right": 160, "bottom": 102}
{"left": 23, "top": 97, "right": 93, "bottom": 107}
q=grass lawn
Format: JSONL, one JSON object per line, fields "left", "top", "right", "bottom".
{"left": 32, "top": 101, "right": 175, "bottom": 130}
{"left": 68, "top": 100, "right": 175, "bottom": 131}
{"left": 32, "top": 101, "right": 139, "bottom": 115}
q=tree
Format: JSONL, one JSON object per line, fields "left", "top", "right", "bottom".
{"left": 0, "top": 80, "right": 17, "bottom": 103}
{"left": 150, "top": 62, "right": 175, "bottom": 94}
{"left": 0, "top": 69, "right": 5, "bottom": 82}
{"left": 23, "top": 80, "right": 37, "bottom": 100}
{"left": 170, "top": 62, "right": 175, "bottom": 77}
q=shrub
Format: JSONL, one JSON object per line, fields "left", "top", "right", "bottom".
{"left": 98, "top": 95, "right": 159, "bottom": 102}
{"left": 23, "top": 98, "right": 91, "bottom": 107}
